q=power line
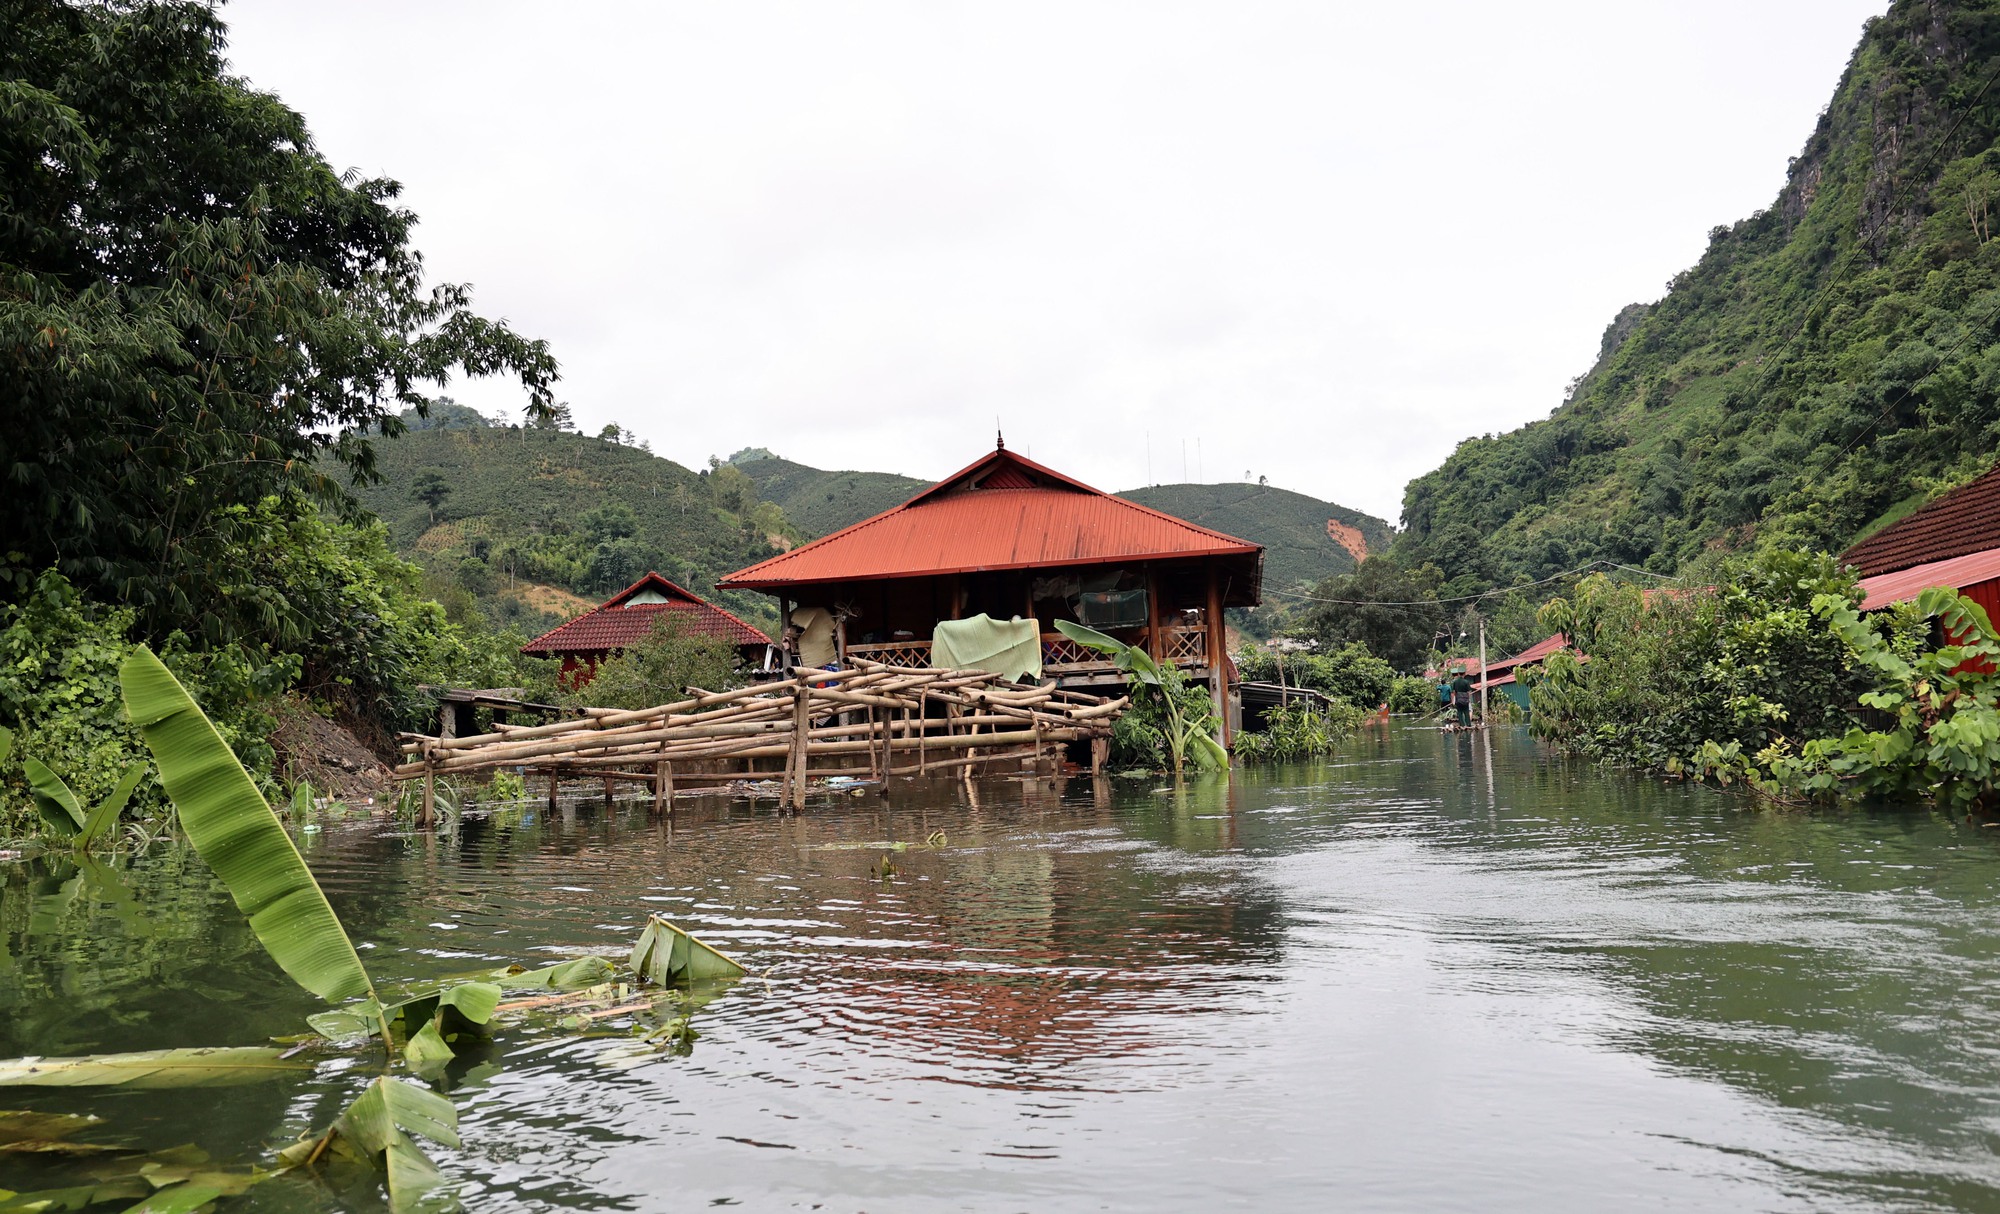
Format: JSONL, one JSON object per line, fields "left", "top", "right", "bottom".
{"left": 1264, "top": 564, "right": 1672, "bottom": 612}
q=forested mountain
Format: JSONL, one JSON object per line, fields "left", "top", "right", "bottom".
{"left": 1398, "top": 0, "right": 2000, "bottom": 589}
{"left": 343, "top": 423, "right": 793, "bottom": 632}
{"left": 1118, "top": 483, "right": 1392, "bottom": 596}
{"left": 731, "top": 452, "right": 928, "bottom": 537}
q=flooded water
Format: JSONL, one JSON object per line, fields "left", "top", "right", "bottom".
{"left": 8, "top": 723, "right": 2000, "bottom": 1211}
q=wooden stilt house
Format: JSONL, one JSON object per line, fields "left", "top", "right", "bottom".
{"left": 717, "top": 441, "right": 1264, "bottom": 741}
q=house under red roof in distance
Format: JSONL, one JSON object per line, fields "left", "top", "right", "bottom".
{"left": 521, "top": 571, "right": 771, "bottom": 687}
{"left": 1845, "top": 462, "right": 2000, "bottom": 619}
{"left": 718, "top": 441, "right": 1264, "bottom": 739}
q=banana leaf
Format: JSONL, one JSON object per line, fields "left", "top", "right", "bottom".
{"left": 629, "top": 916, "right": 746, "bottom": 985}
{"left": 0, "top": 1180, "right": 151, "bottom": 1212}
{"left": 0, "top": 725, "right": 11, "bottom": 764}
{"left": 483, "top": 956, "right": 617, "bottom": 990}
{"left": 76, "top": 763, "right": 146, "bottom": 850}
{"left": 0, "top": 1047, "right": 307, "bottom": 1089}
{"left": 23, "top": 760, "right": 84, "bottom": 839}
{"left": 283, "top": 1077, "right": 458, "bottom": 1214}
{"left": 0, "top": 1111, "right": 101, "bottom": 1145}
{"left": 120, "top": 647, "right": 375, "bottom": 1006}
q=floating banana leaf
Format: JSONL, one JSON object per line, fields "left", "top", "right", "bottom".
{"left": 0, "top": 1111, "right": 101, "bottom": 1145}
{"left": 120, "top": 647, "right": 376, "bottom": 1006}
{"left": 485, "top": 956, "right": 618, "bottom": 990}
{"left": 76, "top": 763, "right": 146, "bottom": 850}
{"left": 283, "top": 1077, "right": 458, "bottom": 1214}
{"left": 23, "top": 760, "right": 84, "bottom": 839}
{"left": 0, "top": 1047, "right": 307, "bottom": 1089}
{"left": 629, "top": 916, "right": 747, "bottom": 986}
{"left": 121, "top": 1183, "right": 228, "bottom": 1213}
{"left": 0, "top": 1179, "right": 151, "bottom": 1212}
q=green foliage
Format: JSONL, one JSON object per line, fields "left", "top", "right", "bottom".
{"left": 1758, "top": 587, "right": 2000, "bottom": 809}
{"left": 734, "top": 455, "right": 929, "bottom": 539}
{"left": 1387, "top": 676, "right": 1436, "bottom": 715}
{"left": 1234, "top": 701, "right": 1367, "bottom": 763}
{"left": 1236, "top": 643, "right": 1397, "bottom": 707}
{"left": 1057, "top": 621, "right": 1226, "bottom": 774}
{"left": 1529, "top": 552, "right": 1884, "bottom": 775}
{"left": 564, "top": 614, "right": 742, "bottom": 711}
{"left": 1, "top": 0, "right": 555, "bottom": 641}
{"left": 0, "top": 570, "right": 283, "bottom": 835}
{"left": 1291, "top": 558, "right": 1449, "bottom": 672}
{"left": 122, "top": 645, "right": 379, "bottom": 1007}
{"left": 1397, "top": 6, "right": 2000, "bottom": 586}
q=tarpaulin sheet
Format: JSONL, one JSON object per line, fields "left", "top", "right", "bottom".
{"left": 931, "top": 614, "right": 1043, "bottom": 682}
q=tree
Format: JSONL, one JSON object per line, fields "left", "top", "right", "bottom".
{"left": 1, "top": 1, "right": 557, "bottom": 642}
{"left": 570, "top": 615, "right": 739, "bottom": 711}
{"left": 599, "top": 423, "right": 623, "bottom": 444}
{"left": 1292, "top": 557, "right": 1449, "bottom": 672}
{"left": 532, "top": 401, "right": 576, "bottom": 431}
{"left": 410, "top": 472, "right": 451, "bottom": 523}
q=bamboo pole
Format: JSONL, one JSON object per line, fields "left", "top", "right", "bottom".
{"left": 789, "top": 686, "right": 811, "bottom": 811}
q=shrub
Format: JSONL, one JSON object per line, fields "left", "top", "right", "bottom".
{"left": 1236, "top": 642, "right": 1396, "bottom": 708}
{"left": 1386, "top": 676, "right": 1435, "bottom": 715}
{"left": 1235, "top": 701, "right": 1367, "bottom": 763}
{"left": 564, "top": 615, "right": 741, "bottom": 711}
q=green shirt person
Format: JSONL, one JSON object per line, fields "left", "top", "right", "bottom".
{"left": 1449, "top": 674, "right": 1474, "bottom": 727}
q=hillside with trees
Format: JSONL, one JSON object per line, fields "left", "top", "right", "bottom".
{"left": 730, "top": 450, "right": 929, "bottom": 538}
{"left": 1397, "top": 0, "right": 2000, "bottom": 590}
{"left": 343, "top": 418, "right": 795, "bottom": 636}
{"left": 1118, "top": 483, "right": 1393, "bottom": 599}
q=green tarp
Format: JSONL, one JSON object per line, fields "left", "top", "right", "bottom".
{"left": 931, "top": 614, "right": 1043, "bottom": 682}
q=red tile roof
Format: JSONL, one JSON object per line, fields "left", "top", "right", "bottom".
{"left": 1843, "top": 463, "right": 2000, "bottom": 576}
{"left": 1856, "top": 548, "right": 2000, "bottom": 610}
{"left": 1487, "top": 632, "right": 1569, "bottom": 674}
{"left": 520, "top": 572, "right": 769, "bottom": 656}
{"left": 717, "top": 446, "right": 1263, "bottom": 595}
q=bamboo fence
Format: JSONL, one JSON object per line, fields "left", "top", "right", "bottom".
{"left": 395, "top": 660, "right": 1128, "bottom": 818}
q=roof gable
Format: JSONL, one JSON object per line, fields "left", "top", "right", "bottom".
{"left": 718, "top": 443, "right": 1263, "bottom": 590}
{"left": 1844, "top": 463, "right": 2000, "bottom": 576}
{"left": 521, "top": 571, "right": 770, "bottom": 655}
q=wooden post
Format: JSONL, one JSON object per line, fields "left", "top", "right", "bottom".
{"left": 651, "top": 760, "right": 673, "bottom": 816}
{"left": 1091, "top": 735, "right": 1109, "bottom": 776}
{"left": 602, "top": 775, "right": 616, "bottom": 804}
{"left": 789, "top": 685, "right": 811, "bottom": 811}
{"left": 1145, "top": 565, "right": 1163, "bottom": 663}
{"left": 546, "top": 767, "right": 558, "bottom": 811}
{"left": 1206, "top": 565, "right": 1230, "bottom": 747}
{"left": 421, "top": 768, "right": 436, "bottom": 827}
{"left": 867, "top": 707, "right": 881, "bottom": 779}
{"left": 918, "top": 692, "right": 929, "bottom": 773}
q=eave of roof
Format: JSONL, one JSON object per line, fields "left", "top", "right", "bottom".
{"left": 1857, "top": 547, "right": 2000, "bottom": 610}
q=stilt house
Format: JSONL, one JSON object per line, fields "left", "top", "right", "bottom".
{"left": 717, "top": 441, "right": 1264, "bottom": 740}
{"left": 520, "top": 571, "right": 773, "bottom": 687}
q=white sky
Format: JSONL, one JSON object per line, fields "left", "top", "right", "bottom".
{"left": 225, "top": 0, "right": 1889, "bottom": 524}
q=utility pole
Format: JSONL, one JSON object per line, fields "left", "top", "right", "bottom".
{"left": 1478, "top": 617, "right": 1489, "bottom": 725}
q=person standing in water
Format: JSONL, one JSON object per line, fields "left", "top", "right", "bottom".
{"left": 1449, "top": 672, "right": 1474, "bottom": 728}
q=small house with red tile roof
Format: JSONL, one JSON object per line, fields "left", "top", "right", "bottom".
{"left": 1846, "top": 463, "right": 2000, "bottom": 618}
{"left": 521, "top": 572, "right": 772, "bottom": 688}
{"left": 718, "top": 440, "right": 1263, "bottom": 738}
{"left": 1476, "top": 632, "right": 1570, "bottom": 710}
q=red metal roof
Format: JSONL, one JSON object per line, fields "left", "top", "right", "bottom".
{"left": 1857, "top": 548, "right": 2000, "bottom": 610}
{"left": 1486, "top": 632, "right": 1569, "bottom": 674}
{"left": 718, "top": 446, "right": 1262, "bottom": 590}
{"left": 520, "top": 572, "right": 770, "bottom": 656}
{"left": 1844, "top": 463, "right": 2000, "bottom": 576}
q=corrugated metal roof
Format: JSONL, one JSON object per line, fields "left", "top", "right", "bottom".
{"left": 1857, "top": 548, "right": 2000, "bottom": 610}
{"left": 520, "top": 572, "right": 769, "bottom": 656}
{"left": 718, "top": 447, "right": 1261, "bottom": 589}
{"left": 1844, "top": 463, "right": 2000, "bottom": 575}
{"left": 1487, "top": 632, "right": 1569, "bottom": 673}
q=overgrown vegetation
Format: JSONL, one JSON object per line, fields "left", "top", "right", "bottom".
{"left": 1237, "top": 643, "right": 1397, "bottom": 708}
{"left": 1057, "top": 621, "right": 1226, "bottom": 775}
{"left": 1234, "top": 701, "right": 1368, "bottom": 763}
{"left": 557, "top": 615, "right": 742, "bottom": 712}
{"left": 1397, "top": 1, "right": 2000, "bottom": 589}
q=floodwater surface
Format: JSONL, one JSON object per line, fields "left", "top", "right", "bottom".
{"left": 7, "top": 723, "right": 2000, "bottom": 1211}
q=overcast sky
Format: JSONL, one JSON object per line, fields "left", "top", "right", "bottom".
{"left": 225, "top": 0, "right": 1888, "bottom": 523}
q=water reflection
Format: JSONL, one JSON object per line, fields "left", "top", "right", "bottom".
{"left": 5, "top": 727, "right": 2000, "bottom": 1210}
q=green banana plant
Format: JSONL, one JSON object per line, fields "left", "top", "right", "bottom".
{"left": 21, "top": 756, "right": 145, "bottom": 849}
{"left": 1053, "top": 620, "right": 1228, "bottom": 774}
{"left": 119, "top": 646, "right": 383, "bottom": 1020}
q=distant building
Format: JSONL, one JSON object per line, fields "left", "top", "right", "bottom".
{"left": 718, "top": 441, "right": 1264, "bottom": 741}
{"left": 1475, "top": 633, "right": 1571, "bottom": 710}
{"left": 1845, "top": 465, "right": 2000, "bottom": 616}
{"left": 520, "top": 571, "right": 772, "bottom": 687}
